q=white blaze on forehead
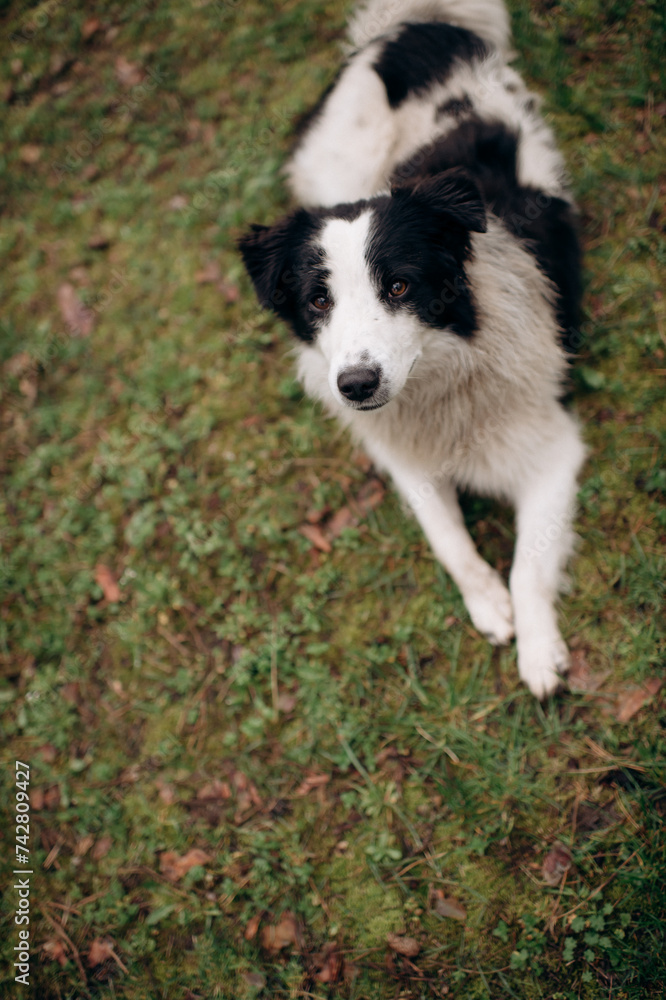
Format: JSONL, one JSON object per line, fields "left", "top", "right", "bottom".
{"left": 318, "top": 211, "right": 376, "bottom": 318}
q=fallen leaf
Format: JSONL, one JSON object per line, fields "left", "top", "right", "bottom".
{"left": 169, "top": 194, "right": 188, "bottom": 210}
{"left": 4, "top": 351, "right": 33, "bottom": 378}
{"left": 299, "top": 523, "right": 332, "bottom": 553}
{"left": 94, "top": 564, "right": 121, "bottom": 602}
{"left": 157, "top": 781, "right": 177, "bottom": 805}
{"left": 88, "top": 233, "right": 110, "bottom": 250}
{"left": 57, "top": 282, "right": 94, "bottom": 336}
{"left": 386, "top": 932, "right": 420, "bottom": 957}
{"left": 218, "top": 278, "right": 240, "bottom": 302}
{"left": 616, "top": 678, "right": 663, "bottom": 723}
{"left": 43, "top": 785, "right": 61, "bottom": 810}
{"left": 295, "top": 773, "right": 330, "bottom": 796}
{"left": 195, "top": 261, "right": 221, "bottom": 284}
{"left": 314, "top": 943, "right": 344, "bottom": 983}
{"left": 20, "top": 144, "right": 42, "bottom": 164}
{"left": 75, "top": 835, "right": 95, "bottom": 857}
{"left": 31, "top": 788, "right": 45, "bottom": 811}
{"left": 197, "top": 779, "right": 232, "bottom": 801}
{"left": 244, "top": 913, "right": 261, "bottom": 941}
{"left": 114, "top": 55, "right": 143, "bottom": 87}
{"left": 243, "top": 973, "right": 266, "bottom": 990}
{"left": 92, "top": 834, "right": 113, "bottom": 860}
{"left": 42, "top": 939, "right": 68, "bottom": 966}
{"left": 542, "top": 844, "right": 572, "bottom": 886}
{"left": 567, "top": 648, "right": 607, "bottom": 693}
{"left": 88, "top": 938, "right": 114, "bottom": 967}
{"left": 260, "top": 911, "right": 301, "bottom": 952}
{"left": 159, "top": 848, "right": 211, "bottom": 881}
{"left": 36, "top": 743, "right": 58, "bottom": 763}
{"left": 356, "top": 477, "right": 386, "bottom": 512}
{"left": 326, "top": 505, "right": 356, "bottom": 539}
{"left": 82, "top": 18, "right": 101, "bottom": 40}
{"left": 432, "top": 892, "right": 467, "bottom": 922}
{"left": 19, "top": 376, "right": 37, "bottom": 405}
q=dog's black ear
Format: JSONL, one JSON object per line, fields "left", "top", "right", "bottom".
{"left": 237, "top": 220, "right": 291, "bottom": 318}
{"left": 237, "top": 212, "right": 309, "bottom": 321}
{"left": 393, "top": 167, "right": 487, "bottom": 233}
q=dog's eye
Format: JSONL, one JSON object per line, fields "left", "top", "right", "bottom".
{"left": 311, "top": 293, "right": 331, "bottom": 312}
{"left": 388, "top": 279, "right": 409, "bottom": 298}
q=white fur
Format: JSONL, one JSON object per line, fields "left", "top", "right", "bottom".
{"left": 286, "top": 0, "right": 586, "bottom": 698}
{"left": 287, "top": 46, "right": 569, "bottom": 208}
{"left": 348, "top": 0, "right": 512, "bottom": 55}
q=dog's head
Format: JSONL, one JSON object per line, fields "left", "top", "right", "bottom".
{"left": 238, "top": 168, "right": 486, "bottom": 411}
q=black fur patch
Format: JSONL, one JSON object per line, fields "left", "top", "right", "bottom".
{"left": 238, "top": 211, "right": 328, "bottom": 343}
{"left": 373, "top": 22, "right": 488, "bottom": 108}
{"left": 367, "top": 169, "right": 487, "bottom": 338}
{"left": 238, "top": 201, "right": 374, "bottom": 343}
{"left": 392, "top": 118, "right": 582, "bottom": 345}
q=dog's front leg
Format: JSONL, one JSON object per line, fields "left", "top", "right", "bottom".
{"left": 380, "top": 457, "right": 515, "bottom": 645}
{"left": 509, "top": 416, "right": 586, "bottom": 699}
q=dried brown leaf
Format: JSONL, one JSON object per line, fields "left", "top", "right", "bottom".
{"left": 568, "top": 648, "right": 607, "bottom": 692}
{"left": 244, "top": 913, "right": 261, "bottom": 941}
{"left": 197, "top": 779, "right": 232, "bottom": 801}
{"left": 195, "top": 261, "right": 221, "bottom": 285}
{"left": 432, "top": 893, "right": 467, "bottom": 921}
{"left": 259, "top": 911, "right": 300, "bottom": 952}
{"left": 386, "top": 932, "right": 420, "bottom": 957}
{"left": 75, "top": 835, "right": 95, "bottom": 857}
{"left": 57, "top": 282, "right": 94, "bottom": 337}
{"left": 159, "top": 848, "right": 211, "bottom": 881}
{"left": 314, "top": 943, "right": 344, "bottom": 983}
{"left": 42, "top": 939, "right": 68, "bottom": 966}
{"left": 616, "top": 677, "right": 663, "bottom": 723}
{"left": 295, "top": 773, "right": 330, "bottom": 796}
{"left": 541, "top": 844, "right": 572, "bottom": 886}
{"left": 94, "top": 564, "right": 121, "bottom": 602}
{"left": 242, "top": 972, "right": 266, "bottom": 990}
{"left": 299, "top": 523, "right": 332, "bottom": 553}
{"left": 82, "top": 18, "right": 101, "bottom": 40}
{"left": 326, "top": 505, "right": 356, "bottom": 539}
{"left": 114, "top": 55, "right": 143, "bottom": 87}
{"left": 92, "top": 835, "right": 113, "bottom": 860}
{"left": 87, "top": 938, "right": 114, "bottom": 967}
{"left": 5, "top": 351, "right": 33, "bottom": 378}
{"left": 20, "top": 144, "right": 42, "bottom": 164}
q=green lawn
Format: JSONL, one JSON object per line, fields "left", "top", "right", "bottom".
{"left": 0, "top": 1, "right": 664, "bottom": 998}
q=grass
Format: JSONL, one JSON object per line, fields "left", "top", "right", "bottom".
{"left": 0, "top": 0, "right": 664, "bottom": 997}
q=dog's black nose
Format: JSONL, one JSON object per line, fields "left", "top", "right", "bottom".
{"left": 337, "top": 366, "right": 381, "bottom": 402}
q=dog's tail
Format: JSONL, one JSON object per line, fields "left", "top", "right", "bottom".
{"left": 348, "top": 0, "right": 512, "bottom": 55}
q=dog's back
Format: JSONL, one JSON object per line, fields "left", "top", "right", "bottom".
{"left": 286, "top": 0, "right": 581, "bottom": 341}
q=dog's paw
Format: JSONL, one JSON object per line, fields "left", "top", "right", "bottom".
{"left": 463, "top": 570, "right": 514, "bottom": 646}
{"left": 517, "top": 634, "right": 570, "bottom": 700}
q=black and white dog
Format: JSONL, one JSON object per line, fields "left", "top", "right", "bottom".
{"left": 239, "top": 0, "right": 586, "bottom": 698}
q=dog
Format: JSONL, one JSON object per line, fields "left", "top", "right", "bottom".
{"left": 239, "top": 0, "right": 586, "bottom": 698}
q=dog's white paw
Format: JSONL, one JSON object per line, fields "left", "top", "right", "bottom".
{"left": 517, "top": 634, "right": 570, "bottom": 699}
{"left": 463, "top": 570, "right": 515, "bottom": 646}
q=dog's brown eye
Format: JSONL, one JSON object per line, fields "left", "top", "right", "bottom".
{"left": 311, "top": 293, "right": 331, "bottom": 312}
{"left": 388, "top": 279, "right": 408, "bottom": 298}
